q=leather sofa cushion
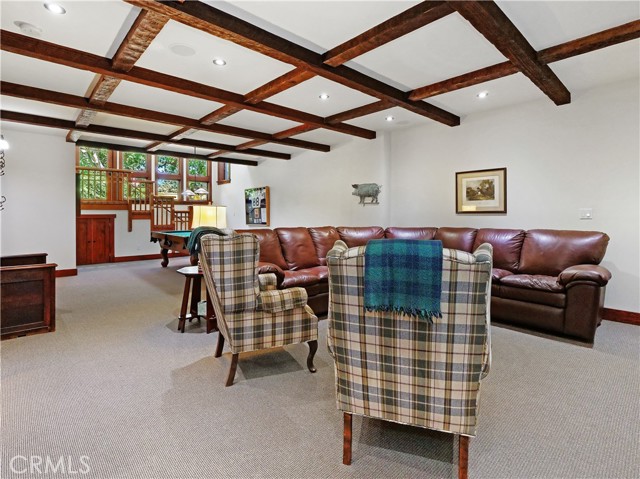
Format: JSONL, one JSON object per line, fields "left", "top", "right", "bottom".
{"left": 275, "top": 227, "right": 320, "bottom": 271}
{"left": 281, "top": 269, "right": 324, "bottom": 289}
{"left": 384, "top": 227, "right": 438, "bottom": 240}
{"left": 500, "top": 274, "right": 564, "bottom": 293}
{"left": 518, "top": 229, "right": 610, "bottom": 276}
{"left": 237, "top": 229, "right": 288, "bottom": 270}
{"left": 473, "top": 228, "right": 525, "bottom": 271}
{"left": 496, "top": 283, "right": 566, "bottom": 308}
{"left": 434, "top": 227, "right": 477, "bottom": 251}
{"left": 308, "top": 226, "right": 340, "bottom": 266}
{"left": 492, "top": 268, "right": 514, "bottom": 282}
{"left": 337, "top": 226, "right": 384, "bottom": 247}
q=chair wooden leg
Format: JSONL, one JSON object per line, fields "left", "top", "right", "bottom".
{"left": 307, "top": 339, "right": 318, "bottom": 373}
{"left": 343, "top": 412, "right": 352, "bottom": 465}
{"left": 225, "top": 353, "right": 239, "bottom": 387}
{"left": 458, "top": 435, "right": 469, "bottom": 479}
{"left": 214, "top": 333, "right": 225, "bottom": 358}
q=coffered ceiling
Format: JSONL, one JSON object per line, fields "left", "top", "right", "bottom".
{"left": 1, "top": 0, "right": 638, "bottom": 166}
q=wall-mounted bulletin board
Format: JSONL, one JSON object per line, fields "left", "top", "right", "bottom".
{"left": 245, "top": 186, "right": 270, "bottom": 226}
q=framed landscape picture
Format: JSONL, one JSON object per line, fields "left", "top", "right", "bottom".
{"left": 456, "top": 168, "right": 507, "bottom": 214}
{"left": 245, "top": 186, "right": 270, "bottom": 225}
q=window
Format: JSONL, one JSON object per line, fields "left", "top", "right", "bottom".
{"left": 77, "top": 146, "right": 115, "bottom": 200}
{"left": 217, "top": 162, "right": 231, "bottom": 185}
{"left": 187, "top": 158, "right": 210, "bottom": 201}
{"left": 156, "top": 155, "right": 181, "bottom": 198}
{"left": 121, "top": 152, "right": 150, "bottom": 179}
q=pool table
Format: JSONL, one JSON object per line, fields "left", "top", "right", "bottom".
{"left": 150, "top": 230, "right": 196, "bottom": 267}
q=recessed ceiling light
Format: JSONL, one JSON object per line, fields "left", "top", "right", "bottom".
{"left": 44, "top": 2, "right": 66, "bottom": 14}
{"left": 476, "top": 90, "right": 489, "bottom": 99}
{"left": 169, "top": 44, "right": 196, "bottom": 57}
{"left": 385, "top": 115, "right": 395, "bottom": 122}
{"left": 212, "top": 58, "right": 227, "bottom": 66}
{"left": 14, "top": 21, "right": 42, "bottom": 37}
{"left": 319, "top": 93, "right": 330, "bottom": 100}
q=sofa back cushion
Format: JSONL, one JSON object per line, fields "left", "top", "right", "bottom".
{"left": 518, "top": 229, "right": 610, "bottom": 276}
{"left": 275, "top": 227, "right": 321, "bottom": 271}
{"left": 236, "top": 228, "right": 288, "bottom": 270}
{"left": 337, "top": 226, "right": 384, "bottom": 247}
{"left": 384, "top": 227, "right": 438, "bottom": 240}
{"left": 308, "top": 226, "right": 340, "bottom": 266}
{"left": 434, "top": 227, "right": 477, "bottom": 252}
{"left": 473, "top": 228, "right": 525, "bottom": 271}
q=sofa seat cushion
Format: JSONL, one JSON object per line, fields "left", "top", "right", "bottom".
{"left": 500, "top": 274, "right": 564, "bottom": 292}
{"left": 496, "top": 284, "right": 566, "bottom": 308}
{"left": 492, "top": 268, "right": 514, "bottom": 283}
{"left": 304, "top": 265, "right": 329, "bottom": 282}
{"left": 281, "top": 269, "right": 324, "bottom": 289}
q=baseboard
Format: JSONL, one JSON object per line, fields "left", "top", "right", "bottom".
{"left": 56, "top": 269, "right": 78, "bottom": 277}
{"left": 603, "top": 308, "right": 640, "bottom": 326}
{"left": 113, "top": 252, "right": 189, "bottom": 263}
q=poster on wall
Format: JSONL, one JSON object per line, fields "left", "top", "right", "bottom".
{"left": 456, "top": 168, "right": 507, "bottom": 214}
{"left": 245, "top": 186, "right": 270, "bottom": 225}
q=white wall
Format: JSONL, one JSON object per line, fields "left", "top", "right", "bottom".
{"left": 215, "top": 133, "right": 391, "bottom": 229}
{"left": 388, "top": 79, "right": 640, "bottom": 313}
{"left": 0, "top": 127, "right": 76, "bottom": 270}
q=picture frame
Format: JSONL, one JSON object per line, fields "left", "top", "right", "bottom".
{"left": 245, "top": 186, "right": 270, "bottom": 225}
{"left": 456, "top": 168, "right": 507, "bottom": 214}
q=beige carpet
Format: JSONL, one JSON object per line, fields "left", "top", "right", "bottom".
{"left": 1, "top": 258, "right": 638, "bottom": 479}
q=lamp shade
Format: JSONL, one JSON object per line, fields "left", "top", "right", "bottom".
{"left": 0, "top": 135, "right": 9, "bottom": 150}
{"left": 191, "top": 205, "right": 227, "bottom": 229}
{"left": 194, "top": 188, "right": 209, "bottom": 195}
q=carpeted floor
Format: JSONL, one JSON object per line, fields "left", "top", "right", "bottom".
{"left": 1, "top": 258, "right": 638, "bottom": 479}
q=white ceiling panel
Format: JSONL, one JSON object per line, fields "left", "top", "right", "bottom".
{"left": 217, "top": 1, "right": 421, "bottom": 51}
{"left": 136, "top": 19, "right": 295, "bottom": 94}
{"left": 108, "top": 81, "right": 224, "bottom": 119}
{"left": 0, "top": 96, "right": 80, "bottom": 121}
{"left": 217, "top": 110, "right": 300, "bottom": 134}
{"left": 497, "top": 0, "right": 640, "bottom": 50}
{"left": 188, "top": 130, "right": 248, "bottom": 146}
{"left": 76, "top": 134, "right": 152, "bottom": 149}
{"left": 268, "top": 77, "right": 377, "bottom": 117}
{"left": 0, "top": 0, "right": 137, "bottom": 57}
{"left": 288, "top": 128, "right": 354, "bottom": 146}
{"left": 347, "top": 106, "right": 432, "bottom": 132}
{"left": 0, "top": 52, "right": 96, "bottom": 96}
{"left": 350, "top": 13, "right": 507, "bottom": 89}
{"left": 91, "top": 113, "right": 180, "bottom": 136}
{"left": 1, "top": 121, "right": 67, "bottom": 137}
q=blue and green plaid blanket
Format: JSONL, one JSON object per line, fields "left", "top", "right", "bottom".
{"left": 364, "top": 239, "right": 443, "bottom": 322}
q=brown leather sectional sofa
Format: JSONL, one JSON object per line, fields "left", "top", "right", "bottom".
{"left": 237, "top": 226, "right": 611, "bottom": 344}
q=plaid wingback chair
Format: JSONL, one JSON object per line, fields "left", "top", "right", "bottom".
{"left": 199, "top": 233, "right": 319, "bottom": 386}
{"left": 326, "top": 240, "right": 492, "bottom": 479}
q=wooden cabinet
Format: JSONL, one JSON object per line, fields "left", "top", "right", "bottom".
{"left": 1, "top": 253, "right": 57, "bottom": 340}
{"left": 76, "top": 215, "right": 115, "bottom": 265}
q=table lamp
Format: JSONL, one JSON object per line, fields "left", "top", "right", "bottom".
{"left": 191, "top": 205, "right": 227, "bottom": 229}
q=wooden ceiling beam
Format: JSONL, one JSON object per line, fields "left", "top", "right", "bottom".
{"left": 325, "top": 100, "right": 392, "bottom": 124}
{"left": 0, "top": 30, "right": 374, "bottom": 140}
{"left": 200, "top": 105, "right": 243, "bottom": 125}
{"left": 76, "top": 140, "right": 258, "bottom": 166}
{"left": 449, "top": 0, "right": 570, "bottom": 105}
{"left": 0, "top": 81, "right": 330, "bottom": 152}
{"left": 0, "top": 110, "right": 291, "bottom": 160}
{"left": 323, "top": 1, "right": 453, "bottom": 67}
{"left": 244, "top": 68, "right": 316, "bottom": 104}
{"left": 409, "top": 20, "right": 640, "bottom": 101}
{"left": 122, "top": 0, "right": 460, "bottom": 127}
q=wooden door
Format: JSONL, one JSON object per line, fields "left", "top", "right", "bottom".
{"left": 76, "top": 215, "right": 115, "bottom": 265}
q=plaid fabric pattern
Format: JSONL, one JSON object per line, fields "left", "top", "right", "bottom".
{"left": 327, "top": 241, "right": 492, "bottom": 437}
{"left": 258, "top": 273, "right": 278, "bottom": 291}
{"left": 364, "top": 239, "right": 443, "bottom": 321}
{"left": 257, "top": 287, "right": 309, "bottom": 313}
{"left": 199, "top": 234, "right": 318, "bottom": 355}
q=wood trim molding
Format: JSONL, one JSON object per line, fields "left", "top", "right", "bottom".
{"left": 113, "top": 252, "right": 188, "bottom": 263}
{"left": 603, "top": 308, "right": 640, "bottom": 326}
{"left": 56, "top": 269, "right": 78, "bottom": 277}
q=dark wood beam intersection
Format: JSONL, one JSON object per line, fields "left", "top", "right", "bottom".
{"left": 449, "top": 0, "right": 571, "bottom": 105}
{"left": 0, "top": 81, "right": 330, "bottom": 152}
{"left": 323, "top": 1, "right": 453, "bottom": 67}
{"left": 0, "top": 30, "right": 374, "bottom": 139}
{"left": 123, "top": 0, "right": 460, "bottom": 127}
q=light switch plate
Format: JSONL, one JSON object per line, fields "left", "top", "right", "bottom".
{"left": 579, "top": 208, "right": 593, "bottom": 220}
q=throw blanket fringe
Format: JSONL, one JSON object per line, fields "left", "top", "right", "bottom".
{"left": 364, "top": 239, "right": 443, "bottom": 323}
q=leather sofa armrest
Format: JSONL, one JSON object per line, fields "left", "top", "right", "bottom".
{"left": 558, "top": 264, "right": 612, "bottom": 286}
{"left": 257, "top": 261, "right": 285, "bottom": 288}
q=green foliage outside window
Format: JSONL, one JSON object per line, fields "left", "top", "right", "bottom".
{"left": 157, "top": 156, "right": 179, "bottom": 174}
{"left": 79, "top": 147, "right": 108, "bottom": 168}
{"left": 188, "top": 158, "right": 208, "bottom": 176}
{"left": 157, "top": 179, "right": 179, "bottom": 197}
{"left": 78, "top": 147, "right": 108, "bottom": 199}
{"left": 122, "top": 152, "right": 147, "bottom": 172}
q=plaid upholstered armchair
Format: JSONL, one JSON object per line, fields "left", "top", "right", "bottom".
{"left": 326, "top": 240, "right": 493, "bottom": 479}
{"left": 199, "top": 233, "right": 319, "bottom": 387}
